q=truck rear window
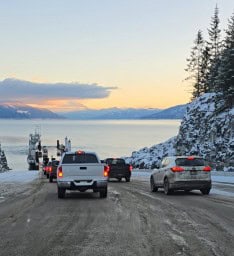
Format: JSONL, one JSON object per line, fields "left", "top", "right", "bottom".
{"left": 111, "top": 159, "right": 125, "bottom": 165}
{"left": 175, "top": 158, "right": 205, "bottom": 166}
{"left": 62, "top": 153, "right": 98, "bottom": 164}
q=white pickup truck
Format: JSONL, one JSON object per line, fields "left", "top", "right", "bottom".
{"left": 57, "top": 150, "right": 108, "bottom": 198}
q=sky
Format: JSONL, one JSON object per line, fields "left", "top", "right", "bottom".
{"left": 0, "top": 0, "right": 233, "bottom": 112}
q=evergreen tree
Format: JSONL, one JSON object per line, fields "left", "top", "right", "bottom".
{"left": 216, "top": 12, "right": 234, "bottom": 109}
{"left": 185, "top": 30, "right": 205, "bottom": 99}
{"left": 207, "top": 5, "right": 222, "bottom": 91}
{"left": 200, "top": 45, "right": 211, "bottom": 93}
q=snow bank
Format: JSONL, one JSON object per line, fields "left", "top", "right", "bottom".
{"left": 0, "top": 170, "right": 39, "bottom": 183}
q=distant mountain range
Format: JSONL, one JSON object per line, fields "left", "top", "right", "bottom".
{"left": 61, "top": 108, "right": 161, "bottom": 120}
{"left": 0, "top": 103, "right": 187, "bottom": 119}
{"left": 0, "top": 103, "right": 63, "bottom": 119}
{"left": 60, "top": 104, "right": 187, "bottom": 120}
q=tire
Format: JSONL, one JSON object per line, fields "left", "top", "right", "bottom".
{"left": 200, "top": 188, "right": 210, "bottom": 195}
{"left": 117, "top": 178, "right": 122, "bottom": 182}
{"left": 164, "top": 178, "right": 172, "bottom": 195}
{"left": 125, "top": 177, "right": 130, "bottom": 182}
{"left": 46, "top": 174, "right": 49, "bottom": 179}
{"left": 150, "top": 176, "right": 158, "bottom": 192}
{"left": 43, "top": 171, "right": 46, "bottom": 175}
{"left": 49, "top": 176, "right": 53, "bottom": 183}
{"left": 58, "top": 187, "right": 65, "bottom": 198}
{"left": 100, "top": 188, "right": 107, "bottom": 198}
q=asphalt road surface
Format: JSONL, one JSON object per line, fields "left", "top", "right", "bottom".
{"left": 0, "top": 175, "right": 233, "bottom": 256}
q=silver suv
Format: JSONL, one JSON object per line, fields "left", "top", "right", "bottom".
{"left": 150, "top": 156, "right": 212, "bottom": 195}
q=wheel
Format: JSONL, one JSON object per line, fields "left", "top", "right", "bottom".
{"left": 164, "top": 178, "right": 172, "bottom": 195}
{"left": 100, "top": 188, "right": 107, "bottom": 198}
{"left": 43, "top": 171, "right": 46, "bottom": 175}
{"left": 49, "top": 176, "right": 53, "bottom": 183}
{"left": 200, "top": 188, "right": 210, "bottom": 195}
{"left": 46, "top": 174, "right": 49, "bottom": 179}
{"left": 58, "top": 187, "right": 65, "bottom": 198}
{"left": 125, "top": 177, "right": 130, "bottom": 182}
{"left": 150, "top": 176, "right": 158, "bottom": 192}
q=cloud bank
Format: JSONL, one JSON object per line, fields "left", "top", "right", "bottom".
{"left": 0, "top": 78, "right": 117, "bottom": 103}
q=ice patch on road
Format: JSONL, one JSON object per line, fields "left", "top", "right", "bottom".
{"left": 168, "top": 232, "right": 188, "bottom": 248}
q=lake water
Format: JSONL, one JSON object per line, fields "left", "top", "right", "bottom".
{"left": 0, "top": 119, "right": 181, "bottom": 170}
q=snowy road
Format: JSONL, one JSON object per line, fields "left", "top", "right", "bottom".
{"left": 0, "top": 172, "right": 233, "bottom": 256}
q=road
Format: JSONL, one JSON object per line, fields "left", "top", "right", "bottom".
{"left": 0, "top": 175, "right": 233, "bottom": 256}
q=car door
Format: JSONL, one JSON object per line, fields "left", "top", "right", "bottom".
{"left": 157, "top": 158, "right": 168, "bottom": 185}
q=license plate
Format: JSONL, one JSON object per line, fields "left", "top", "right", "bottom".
{"left": 190, "top": 170, "right": 197, "bottom": 175}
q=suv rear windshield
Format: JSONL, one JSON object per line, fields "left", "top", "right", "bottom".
{"left": 176, "top": 158, "right": 205, "bottom": 166}
{"left": 62, "top": 153, "right": 98, "bottom": 164}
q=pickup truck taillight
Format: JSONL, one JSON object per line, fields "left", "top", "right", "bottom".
{"left": 129, "top": 165, "right": 133, "bottom": 171}
{"left": 58, "top": 166, "right": 63, "bottom": 178}
{"left": 171, "top": 166, "right": 184, "bottom": 172}
{"left": 104, "top": 165, "right": 110, "bottom": 177}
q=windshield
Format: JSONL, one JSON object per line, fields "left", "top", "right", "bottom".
{"left": 175, "top": 158, "right": 205, "bottom": 166}
{"left": 62, "top": 153, "right": 98, "bottom": 164}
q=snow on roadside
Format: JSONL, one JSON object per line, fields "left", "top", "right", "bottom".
{"left": 0, "top": 170, "right": 39, "bottom": 183}
{"left": 0, "top": 170, "right": 40, "bottom": 203}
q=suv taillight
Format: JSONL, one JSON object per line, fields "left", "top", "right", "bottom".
{"left": 58, "top": 166, "right": 63, "bottom": 178}
{"left": 104, "top": 165, "right": 110, "bottom": 177}
{"left": 129, "top": 165, "right": 133, "bottom": 171}
{"left": 203, "top": 166, "right": 211, "bottom": 172}
{"left": 171, "top": 166, "right": 184, "bottom": 172}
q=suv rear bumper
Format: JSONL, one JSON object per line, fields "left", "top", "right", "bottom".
{"left": 170, "top": 180, "right": 212, "bottom": 190}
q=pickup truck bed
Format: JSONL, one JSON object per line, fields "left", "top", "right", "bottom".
{"left": 57, "top": 151, "right": 108, "bottom": 198}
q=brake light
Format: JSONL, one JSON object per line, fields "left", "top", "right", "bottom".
{"left": 187, "top": 156, "right": 195, "bottom": 160}
{"left": 104, "top": 165, "right": 110, "bottom": 177}
{"left": 48, "top": 166, "right": 52, "bottom": 172}
{"left": 171, "top": 166, "right": 184, "bottom": 172}
{"left": 76, "top": 150, "right": 84, "bottom": 155}
{"left": 203, "top": 166, "right": 211, "bottom": 172}
{"left": 58, "top": 166, "right": 63, "bottom": 178}
{"left": 129, "top": 165, "right": 133, "bottom": 171}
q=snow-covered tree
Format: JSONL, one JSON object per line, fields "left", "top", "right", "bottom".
{"left": 215, "top": 12, "right": 234, "bottom": 109}
{"left": 207, "top": 5, "right": 222, "bottom": 91}
{"left": 185, "top": 30, "right": 205, "bottom": 99}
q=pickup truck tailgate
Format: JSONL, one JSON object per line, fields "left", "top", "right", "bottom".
{"left": 61, "top": 163, "right": 104, "bottom": 178}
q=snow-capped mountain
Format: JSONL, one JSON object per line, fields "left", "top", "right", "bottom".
{"left": 125, "top": 93, "right": 234, "bottom": 169}
{"left": 142, "top": 104, "right": 188, "bottom": 119}
{"left": 61, "top": 108, "right": 161, "bottom": 120}
{"left": 0, "top": 103, "right": 63, "bottom": 119}
{"left": 60, "top": 105, "right": 187, "bottom": 120}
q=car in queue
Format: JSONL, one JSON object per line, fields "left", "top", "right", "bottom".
{"left": 43, "top": 161, "right": 52, "bottom": 178}
{"left": 57, "top": 150, "right": 108, "bottom": 199}
{"left": 150, "top": 156, "right": 212, "bottom": 195}
{"left": 48, "top": 160, "right": 60, "bottom": 183}
{"left": 103, "top": 158, "right": 132, "bottom": 182}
